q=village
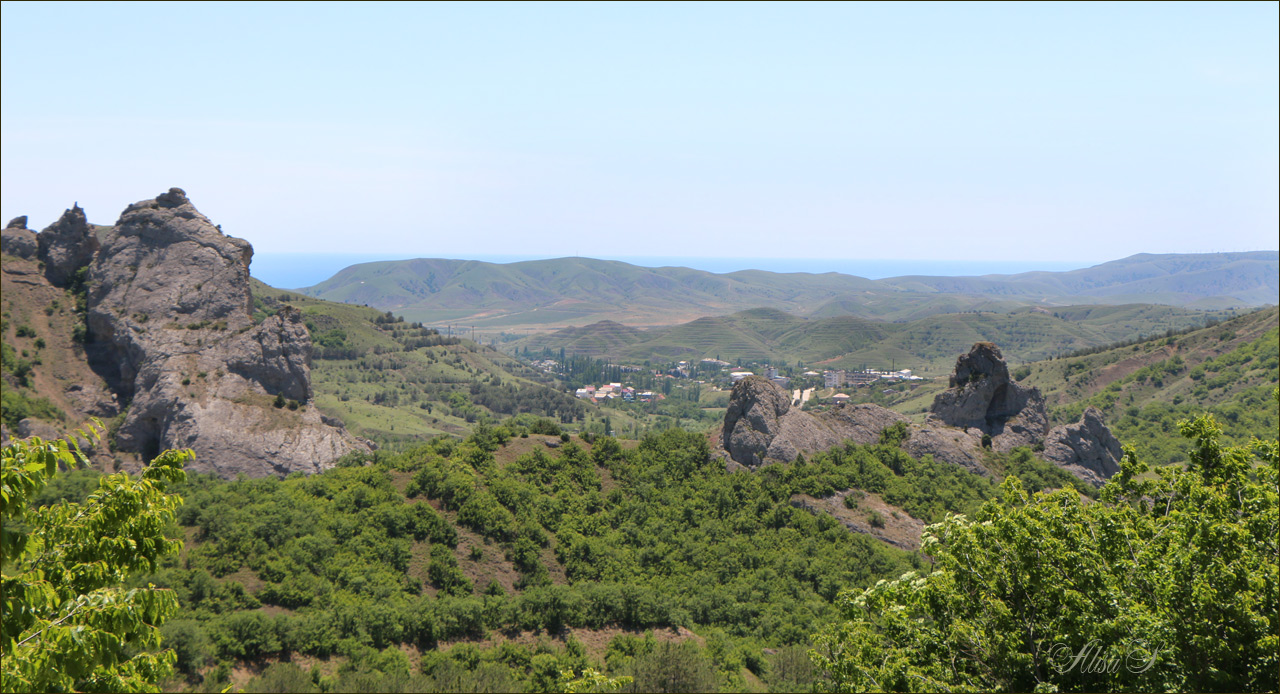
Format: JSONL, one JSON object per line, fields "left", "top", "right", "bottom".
{"left": 541, "top": 355, "right": 928, "bottom": 407}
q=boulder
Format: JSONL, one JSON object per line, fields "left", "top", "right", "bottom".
{"left": 37, "top": 204, "right": 100, "bottom": 286}
{"left": 1043, "top": 407, "right": 1123, "bottom": 486}
{"left": 86, "top": 188, "right": 368, "bottom": 478}
{"left": 905, "top": 423, "right": 989, "bottom": 476}
{"left": 1, "top": 223, "right": 38, "bottom": 258}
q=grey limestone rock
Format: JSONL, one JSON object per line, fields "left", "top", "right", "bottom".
{"left": 1043, "top": 407, "right": 1123, "bottom": 487}
{"left": 721, "top": 376, "right": 991, "bottom": 474}
{"left": 1, "top": 224, "right": 38, "bottom": 258}
{"left": 6, "top": 215, "right": 28, "bottom": 229}
{"left": 87, "top": 188, "right": 368, "bottom": 478}
{"left": 905, "top": 423, "right": 990, "bottom": 476}
{"left": 723, "top": 376, "right": 841, "bottom": 467}
{"left": 37, "top": 204, "right": 100, "bottom": 286}
{"left": 930, "top": 342, "right": 1049, "bottom": 451}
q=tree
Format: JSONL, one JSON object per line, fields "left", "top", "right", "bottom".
{"left": 810, "top": 409, "right": 1279, "bottom": 692}
{"left": 1, "top": 426, "right": 192, "bottom": 692}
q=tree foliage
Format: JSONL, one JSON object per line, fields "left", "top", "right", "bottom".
{"left": 810, "top": 409, "right": 1279, "bottom": 692}
{"left": 1, "top": 427, "right": 191, "bottom": 692}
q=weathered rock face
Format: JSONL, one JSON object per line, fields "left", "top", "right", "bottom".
{"left": 718, "top": 343, "right": 1122, "bottom": 488}
{"left": 723, "top": 376, "right": 842, "bottom": 466}
{"left": 1043, "top": 407, "right": 1123, "bottom": 486}
{"left": 930, "top": 342, "right": 1048, "bottom": 451}
{"left": 721, "top": 376, "right": 990, "bottom": 474}
{"left": 1, "top": 216, "right": 38, "bottom": 258}
{"left": 37, "top": 204, "right": 100, "bottom": 287}
{"left": 87, "top": 188, "right": 367, "bottom": 478}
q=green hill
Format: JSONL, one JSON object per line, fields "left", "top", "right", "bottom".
{"left": 514, "top": 304, "right": 1243, "bottom": 376}
{"left": 1020, "top": 306, "right": 1279, "bottom": 464}
{"left": 879, "top": 251, "right": 1279, "bottom": 306}
{"left": 299, "top": 252, "right": 1278, "bottom": 331}
{"left": 248, "top": 279, "right": 592, "bottom": 447}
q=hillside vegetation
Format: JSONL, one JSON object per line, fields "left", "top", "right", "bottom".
{"left": 29, "top": 420, "right": 1086, "bottom": 693}
{"left": 841, "top": 307, "right": 1280, "bottom": 466}
{"left": 1023, "top": 306, "right": 1279, "bottom": 464}
{"left": 248, "top": 280, "right": 589, "bottom": 448}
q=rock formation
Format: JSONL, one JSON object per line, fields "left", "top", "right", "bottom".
{"left": 1, "top": 216, "right": 38, "bottom": 258}
{"left": 1041, "top": 407, "right": 1123, "bottom": 486}
{"left": 723, "top": 376, "right": 842, "bottom": 467}
{"left": 720, "top": 375, "right": 990, "bottom": 475}
{"left": 85, "top": 188, "right": 367, "bottom": 477}
{"left": 37, "top": 204, "right": 100, "bottom": 287}
{"left": 928, "top": 342, "right": 1047, "bottom": 452}
{"left": 718, "top": 342, "right": 1126, "bottom": 487}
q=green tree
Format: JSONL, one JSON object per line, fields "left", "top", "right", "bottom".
{"left": 1, "top": 427, "right": 192, "bottom": 692}
{"left": 810, "top": 410, "right": 1279, "bottom": 692}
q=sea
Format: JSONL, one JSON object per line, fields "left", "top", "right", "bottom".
{"left": 251, "top": 253, "right": 1095, "bottom": 291}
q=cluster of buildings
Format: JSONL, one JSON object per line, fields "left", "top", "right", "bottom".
{"left": 730, "top": 366, "right": 791, "bottom": 388}
{"left": 574, "top": 383, "right": 660, "bottom": 403}
{"left": 823, "top": 368, "right": 921, "bottom": 388}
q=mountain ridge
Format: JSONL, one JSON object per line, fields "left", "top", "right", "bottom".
{"left": 299, "top": 251, "right": 1278, "bottom": 330}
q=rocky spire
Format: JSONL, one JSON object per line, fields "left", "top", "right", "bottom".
{"left": 37, "top": 204, "right": 100, "bottom": 286}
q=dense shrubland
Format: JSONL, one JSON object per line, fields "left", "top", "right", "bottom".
{"left": 10, "top": 416, "right": 1113, "bottom": 692}
{"left": 811, "top": 409, "right": 1278, "bottom": 693}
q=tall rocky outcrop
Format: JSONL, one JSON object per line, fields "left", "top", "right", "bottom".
{"left": 929, "top": 342, "right": 1047, "bottom": 452}
{"left": 38, "top": 204, "right": 100, "bottom": 287}
{"left": 86, "top": 188, "right": 367, "bottom": 477}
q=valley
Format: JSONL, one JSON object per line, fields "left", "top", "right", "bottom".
{"left": 2, "top": 194, "right": 1276, "bottom": 693}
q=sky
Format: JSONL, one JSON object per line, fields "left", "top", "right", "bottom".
{"left": 2, "top": 1, "right": 1277, "bottom": 271}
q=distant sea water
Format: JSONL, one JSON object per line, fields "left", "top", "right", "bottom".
{"left": 251, "top": 252, "right": 1096, "bottom": 291}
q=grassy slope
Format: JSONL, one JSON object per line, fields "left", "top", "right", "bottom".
{"left": 793, "top": 308, "right": 1278, "bottom": 464}
{"left": 1018, "top": 306, "right": 1279, "bottom": 464}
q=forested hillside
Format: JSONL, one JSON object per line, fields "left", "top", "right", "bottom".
{"left": 1025, "top": 306, "right": 1279, "bottom": 464}
{"left": 20, "top": 421, "right": 1084, "bottom": 692}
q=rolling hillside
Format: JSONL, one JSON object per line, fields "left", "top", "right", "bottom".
{"left": 853, "top": 307, "right": 1278, "bottom": 466}
{"left": 298, "top": 252, "right": 1278, "bottom": 331}
{"left": 513, "top": 304, "right": 1243, "bottom": 376}
{"left": 247, "top": 280, "right": 592, "bottom": 447}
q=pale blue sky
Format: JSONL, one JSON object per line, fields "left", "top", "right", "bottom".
{"left": 2, "top": 2, "right": 1276, "bottom": 266}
